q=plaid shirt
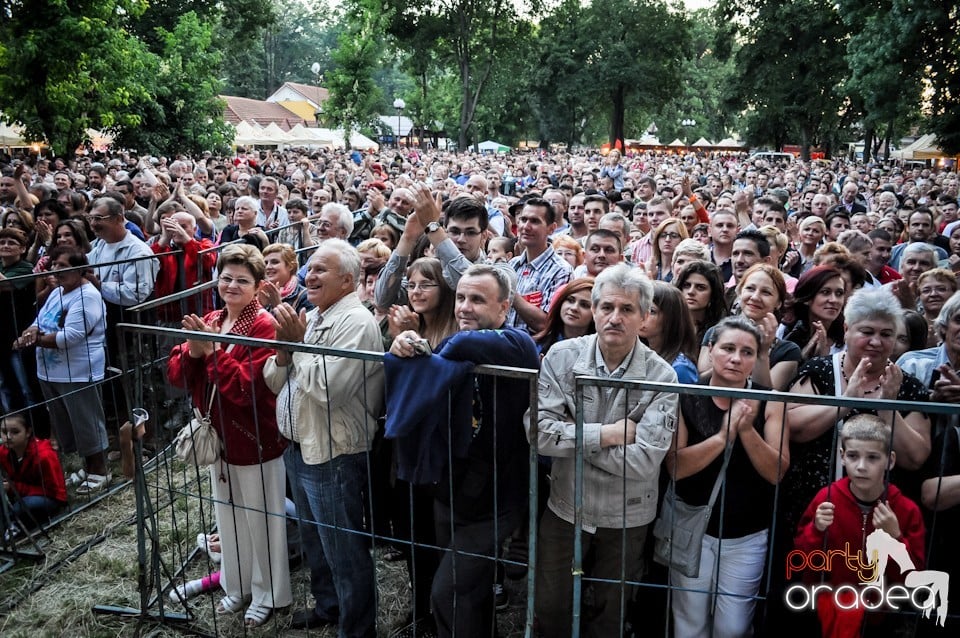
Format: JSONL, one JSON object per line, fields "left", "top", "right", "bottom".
{"left": 506, "top": 246, "right": 572, "bottom": 333}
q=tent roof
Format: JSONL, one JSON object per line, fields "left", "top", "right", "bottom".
{"left": 668, "top": 139, "right": 685, "bottom": 146}
{"left": 691, "top": 137, "right": 713, "bottom": 147}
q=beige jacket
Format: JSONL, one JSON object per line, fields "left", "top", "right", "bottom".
{"left": 529, "top": 334, "right": 678, "bottom": 530}
{"left": 264, "top": 293, "right": 384, "bottom": 465}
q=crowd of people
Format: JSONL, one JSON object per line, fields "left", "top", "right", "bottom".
{"left": 0, "top": 144, "right": 959, "bottom": 637}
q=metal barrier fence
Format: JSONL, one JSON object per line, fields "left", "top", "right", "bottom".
{"left": 4, "top": 289, "right": 960, "bottom": 637}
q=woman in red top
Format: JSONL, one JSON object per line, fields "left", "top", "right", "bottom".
{"left": 1, "top": 413, "right": 66, "bottom": 539}
{"left": 167, "top": 244, "right": 290, "bottom": 627}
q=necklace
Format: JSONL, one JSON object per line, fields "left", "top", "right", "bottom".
{"left": 840, "top": 353, "right": 882, "bottom": 396}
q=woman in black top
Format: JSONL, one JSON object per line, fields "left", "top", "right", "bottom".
{"left": 665, "top": 316, "right": 789, "bottom": 637}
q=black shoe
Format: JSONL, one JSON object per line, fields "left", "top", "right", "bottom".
{"left": 289, "top": 608, "right": 338, "bottom": 630}
{"left": 494, "top": 583, "right": 509, "bottom": 610}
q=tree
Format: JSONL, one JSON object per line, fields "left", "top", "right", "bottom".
{"left": 838, "top": 0, "right": 926, "bottom": 161}
{"left": 919, "top": 4, "right": 960, "bottom": 155}
{"left": 720, "top": 0, "right": 848, "bottom": 158}
{"left": 113, "top": 12, "right": 234, "bottom": 155}
{"left": 387, "top": 0, "right": 528, "bottom": 150}
{"left": 324, "top": 0, "right": 390, "bottom": 134}
{"left": 588, "top": 0, "right": 690, "bottom": 148}
{"left": 0, "top": 0, "right": 155, "bottom": 156}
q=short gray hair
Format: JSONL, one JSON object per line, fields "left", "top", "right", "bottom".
{"left": 901, "top": 242, "right": 937, "bottom": 261}
{"left": 838, "top": 229, "right": 872, "bottom": 254}
{"left": 592, "top": 264, "right": 652, "bottom": 313}
{"left": 313, "top": 238, "right": 361, "bottom": 284}
{"left": 91, "top": 196, "right": 123, "bottom": 217}
{"left": 673, "top": 238, "right": 711, "bottom": 261}
{"left": 462, "top": 263, "right": 516, "bottom": 303}
{"left": 234, "top": 195, "right": 258, "bottom": 212}
{"left": 843, "top": 287, "right": 903, "bottom": 331}
{"left": 322, "top": 202, "right": 354, "bottom": 237}
{"left": 934, "top": 291, "right": 960, "bottom": 341}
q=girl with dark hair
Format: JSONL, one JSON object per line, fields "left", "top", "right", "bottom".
{"left": 779, "top": 265, "right": 847, "bottom": 361}
{"left": 532, "top": 278, "right": 596, "bottom": 357}
{"left": 388, "top": 257, "right": 458, "bottom": 350}
{"left": 27, "top": 199, "right": 68, "bottom": 264}
{"left": 675, "top": 260, "right": 727, "bottom": 344}
{"left": 640, "top": 281, "right": 698, "bottom": 383}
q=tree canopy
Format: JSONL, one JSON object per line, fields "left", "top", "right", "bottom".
{"left": 0, "top": 0, "right": 956, "bottom": 156}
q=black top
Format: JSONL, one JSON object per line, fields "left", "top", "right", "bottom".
{"left": 675, "top": 380, "right": 777, "bottom": 539}
{"left": 219, "top": 224, "right": 267, "bottom": 251}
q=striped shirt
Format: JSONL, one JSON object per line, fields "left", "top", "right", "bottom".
{"left": 506, "top": 246, "right": 572, "bottom": 333}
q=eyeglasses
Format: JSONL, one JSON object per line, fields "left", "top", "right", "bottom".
{"left": 920, "top": 285, "right": 952, "bottom": 296}
{"left": 316, "top": 220, "right": 335, "bottom": 229}
{"left": 218, "top": 275, "right": 255, "bottom": 287}
{"left": 87, "top": 214, "right": 117, "bottom": 222}
{"left": 0, "top": 239, "right": 23, "bottom": 247}
{"left": 447, "top": 228, "right": 481, "bottom": 238}
{"left": 401, "top": 281, "right": 440, "bottom": 292}
{"left": 660, "top": 232, "right": 682, "bottom": 240}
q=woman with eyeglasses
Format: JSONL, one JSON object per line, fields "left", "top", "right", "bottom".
{"left": 167, "top": 244, "right": 290, "bottom": 627}
{"left": 647, "top": 217, "right": 689, "bottom": 282}
{"left": 388, "top": 257, "right": 457, "bottom": 349}
{"left": 381, "top": 256, "right": 459, "bottom": 633}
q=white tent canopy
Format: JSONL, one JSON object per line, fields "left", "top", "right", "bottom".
{"left": 691, "top": 137, "right": 713, "bottom": 147}
{"left": 284, "top": 124, "right": 335, "bottom": 147}
{"left": 0, "top": 120, "right": 25, "bottom": 145}
{"left": 476, "top": 139, "right": 510, "bottom": 153}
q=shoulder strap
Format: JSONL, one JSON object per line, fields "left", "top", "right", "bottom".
{"left": 204, "top": 385, "right": 217, "bottom": 417}
{"left": 706, "top": 378, "right": 752, "bottom": 509}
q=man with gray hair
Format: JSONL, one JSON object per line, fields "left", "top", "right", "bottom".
{"left": 530, "top": 263, "right": 678, "bottom": 637}
{"left": 265, "top": 239, "right": 384, "bottom": 634}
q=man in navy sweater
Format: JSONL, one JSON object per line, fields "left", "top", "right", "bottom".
{"left": 388, "top": 263, "right": 539, "bottom": 638}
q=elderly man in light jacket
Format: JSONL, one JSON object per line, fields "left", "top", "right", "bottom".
{"left": 527, "top": 264, "right": 678, "bottom": 638}
{"left": 264, "top": 239, "right": 384, "bottom": 636}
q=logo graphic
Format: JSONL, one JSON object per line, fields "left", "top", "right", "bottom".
{"left": 785, "top": 529, "right": 950, "bottom": 627}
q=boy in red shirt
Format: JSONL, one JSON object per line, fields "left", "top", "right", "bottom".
{"left": 794, "top": 415, "right": 926, "bottom": 638}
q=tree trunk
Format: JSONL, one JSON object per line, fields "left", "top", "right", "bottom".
{"left": 609, "top": 84, "right": 625, "bottom": 149}
{"left": 800, "top": 128, "right": 810, "bottom": 161}
{"left": 863, "top": 126, "right": 874, "bottom": 163}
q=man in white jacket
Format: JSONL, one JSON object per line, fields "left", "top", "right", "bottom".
{"left": 264, "top": 239, "right": 384, "bottom": 636}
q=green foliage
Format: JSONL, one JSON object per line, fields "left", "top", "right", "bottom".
{"left": 113, "top": 12, "right": 233, "bottom": 155}
{"left": 0, "top": 0, "right": 154, "bottom": 155}
{"left": 721, "top": 0, "right": 848, "bottom": 157}
{"left": 918, "top": 5, "right": 960, "bottom": 155}
{"left": 325, "top": 0, "right": 390, "bottom": 134}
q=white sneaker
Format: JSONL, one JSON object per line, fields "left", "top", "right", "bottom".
{"left": 76, "top": 472, "right": 112, "bottom": 495}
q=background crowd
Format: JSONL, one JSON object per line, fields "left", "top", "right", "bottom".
{"left": 1, "top": 144, "right": 959, "bottom": 637}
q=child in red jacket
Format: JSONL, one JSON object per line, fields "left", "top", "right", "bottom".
{"left": 794, "top": 415, "right": 926, "bottom": 638}
{"left": 1, "top": 414, "right": 67, "bottom": 539}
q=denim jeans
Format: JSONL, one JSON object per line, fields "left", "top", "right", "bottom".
{"left": 2, "top": 494, "right": 62, "bottom": 531}
{"left": 285, "top": 445, "right": 376, "bottom": 638}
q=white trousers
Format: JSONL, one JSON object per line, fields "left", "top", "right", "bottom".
{"left": 210, "top": 456, "right": 292, "bottom": 608}
{"left": 670, "top": 529, "right": 768, "bottom": 638}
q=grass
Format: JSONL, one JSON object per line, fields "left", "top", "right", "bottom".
{"left": 0, "top": 451, "right": 529, "bottom": 637}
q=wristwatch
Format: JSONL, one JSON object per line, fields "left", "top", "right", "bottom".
{"left": 425, "top": 222, "right": 442, "bottom": 234}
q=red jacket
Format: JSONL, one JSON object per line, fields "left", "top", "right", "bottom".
{"left": 795, "top": 477, "right": 925, "bottom": 587}
{"left": 166, "top": 308, "right": 285, "bottom": 466}
{"left": 151, "top": 238, "right": 217, "bottom": 321}
{"left": 1, "top": 437, "right": 68, "bottom": 504}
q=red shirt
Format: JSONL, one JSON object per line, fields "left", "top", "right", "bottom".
{"left": 167, "top": 306, "right": 285, "bottom": 466}
{"left": 151, "top": 238, "right": 217, "bottom": 321}
{"left": 0, "top": 437, "right": 68, "bottom": 504}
